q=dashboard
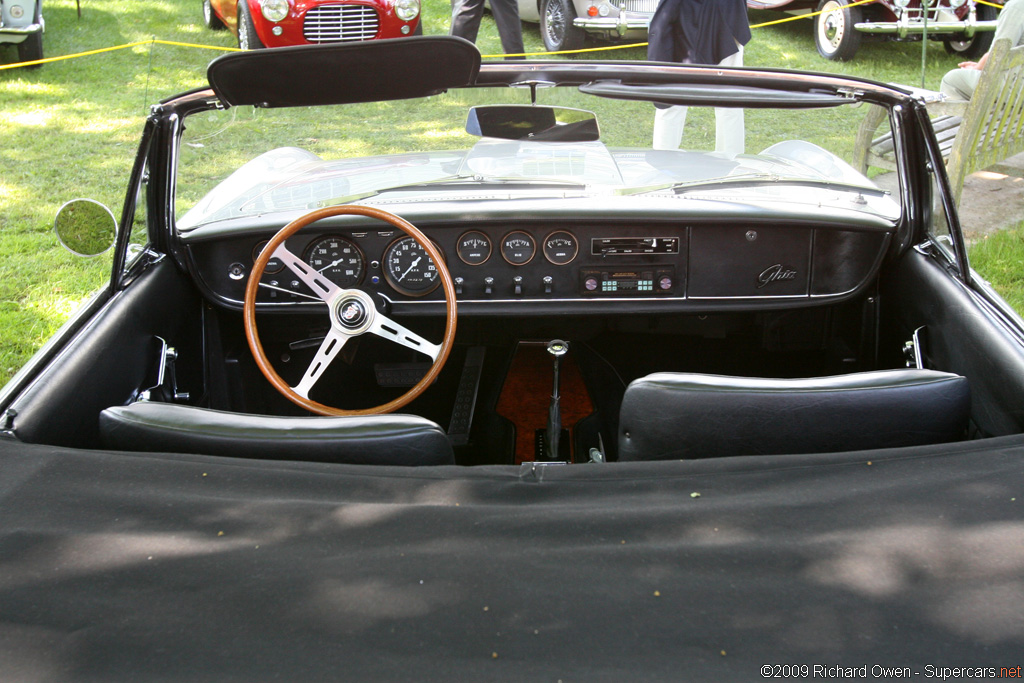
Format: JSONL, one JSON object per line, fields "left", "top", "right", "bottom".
{"left": 184, "top": 216, "right": 893, "bottom": 316}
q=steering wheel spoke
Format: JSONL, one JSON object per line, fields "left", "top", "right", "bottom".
{"left": 292, "top": 328, "right": 349, "bottom": 399}
{"left": 274, "top": 243, "right": 341, "bottom": 303}
{"left": 369, "top": 314, "right": 442, "bottom": 361}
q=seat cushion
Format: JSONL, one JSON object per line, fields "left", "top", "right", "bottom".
{"left": 618, "top": 369, "right": 970, "bottom": 461}
{"left": 100, "top": 402, "right": 455, "bottom": 466}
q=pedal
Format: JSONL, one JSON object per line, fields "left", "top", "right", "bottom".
{"left": 447, "top": 346, "right": 485, "bottom": 446}
{"left": 374, "top": 362, "right": 430, "bottom": 388}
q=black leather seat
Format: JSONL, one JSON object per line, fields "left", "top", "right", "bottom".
{"left": 617, "top": 369, "right": 971, "bottom": 461}
{"left": 99, "top": 402, "right": 455, "bottom": 466}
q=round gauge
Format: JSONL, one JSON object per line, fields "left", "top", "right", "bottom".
{"left": 543, "top": 230, "right": 579, "bottom": 266}
{"left": 457, "top": 230, "right": 492, "bottom": 266}
{"left": 383, "top": 236, "right": 441, "bottom": 296}
{"left": 252, "top": 240, "right": 285, "bottom": 274}
{"left": 501, "top": 230, "right": 536, "bottom": 266}
{"left": 304, "top": 236, "right": 365, "bottom": 288}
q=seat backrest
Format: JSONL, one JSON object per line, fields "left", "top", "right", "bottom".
{"left": 617, "top": 369, "right": 970, "bottom": 461}
{"left": 100, "top": 402, "right": 455, "bottom": 466}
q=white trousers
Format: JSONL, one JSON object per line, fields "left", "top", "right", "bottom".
{"left": 652, "top": 44, "right": 745, "bottom": 155}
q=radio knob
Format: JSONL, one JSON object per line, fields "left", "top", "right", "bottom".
{"left": 584, "top": 277, "right": 598, "bottom": 292}
{"left": 659, "top": 277, "right": 673, "bottom": 290}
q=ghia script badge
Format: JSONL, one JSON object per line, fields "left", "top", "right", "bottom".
{"left": 757, "top": 264, "right": 798, "bottom": 289}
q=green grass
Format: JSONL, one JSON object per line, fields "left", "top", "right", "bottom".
{"left": 968, "top": 227, "right": 1024, "bottom": 312}
{"left": 0, "top": 0, "right": 1010, "bottom": 385}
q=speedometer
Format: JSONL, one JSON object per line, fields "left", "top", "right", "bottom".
{"left": 304, "top": 236, "right": 365, "bottom": 288}
{"left": 383, "top": 236, "right": 441, "bottom": 296}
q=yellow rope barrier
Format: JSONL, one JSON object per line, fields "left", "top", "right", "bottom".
{"left": 0, "top": 38, "right": 238, "bottom": 71}
{"left": 0, "top": 0, "right": 1003, "bottom": 69}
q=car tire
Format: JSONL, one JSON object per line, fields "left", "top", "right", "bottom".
{"left": 17, "top": 30, "right": 43, "bottom": 67}
{"left": 237, "top": 1, "right": 266, "bottom": 50}
{"left": 814, "top": 0, "right": 863, "bottom": 61}
{"left": 203, "top": 0, "right": 226, "bottom": 29}
{"left": 943, "top": 2, "right": 997, "bottom": 60}
{"left": 540, "top": 0, "right": 586, "bottom": 52}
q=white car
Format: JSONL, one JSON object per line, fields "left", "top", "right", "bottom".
{"left": 516, "top": 0, "right": 659, "bottom": 51}
{"left": 0, "top": 0, "right": 43, "bottom": 66}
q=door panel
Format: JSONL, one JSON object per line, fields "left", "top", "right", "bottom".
{"left": 882, "top": 249, "right": 1024, "bottom": 437}
{"left": 9, "top": 260, "right": 202, "bottom": 448}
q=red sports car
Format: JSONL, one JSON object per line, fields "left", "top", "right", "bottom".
{"left": 203, "top": 0, "right": 422, "bottom": 49}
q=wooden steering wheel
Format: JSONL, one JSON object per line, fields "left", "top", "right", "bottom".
{"left": 244, "top": 205, "right": 456, "bottom": 416}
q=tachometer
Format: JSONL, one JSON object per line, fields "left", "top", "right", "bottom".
{"left": 384, "top": 236, "right": 441, "bottom": 296}
{"left": 501, "top": 230, "right": 536, "bottom": 266}
{"left": 304, "top": 236, "right": 365, "bottom": 288}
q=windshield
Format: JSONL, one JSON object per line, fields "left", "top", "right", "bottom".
{"left": 174, "top": 83, "right": 902, "bottom": 231}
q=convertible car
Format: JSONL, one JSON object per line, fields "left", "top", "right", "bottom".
{"left": 2, "top": 37, "right": 1023, "bottom": 675}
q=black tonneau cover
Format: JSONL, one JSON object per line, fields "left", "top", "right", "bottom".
{"left": 2, "top": 437, "right": 1022, "bottom": 679}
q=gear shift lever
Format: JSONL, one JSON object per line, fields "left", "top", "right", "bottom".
{"left": 545, "top": 340, "right": 569, "bottom": 461}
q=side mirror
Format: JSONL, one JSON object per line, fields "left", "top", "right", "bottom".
{"left": 54, "top": 199, "right": 117, "bottom": 257}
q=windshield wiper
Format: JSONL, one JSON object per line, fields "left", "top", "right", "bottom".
{"left": 620, "top": 173, "right": 889, "bottom": 198}
{"left": 325, "top": 175, "right": 590, "bottom": 206}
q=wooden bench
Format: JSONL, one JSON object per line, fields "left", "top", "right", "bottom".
{"left": 853, "top": 38, "right": 1024, "bottom": 207}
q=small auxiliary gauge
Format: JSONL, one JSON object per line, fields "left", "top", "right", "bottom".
{"left": 501, "top": 230, "right": 536, "bottom": 265}
{"left": 383, "top": 236, "right": 441, "bottom": 296}
{"left": 252, "top": 240, "right": 285, "bottom": 274}
{"left": 543, "top": 230, "right": 578, "bottom": 266}
{"left": 456, "top": 230, "right": 492, "bottom": 266}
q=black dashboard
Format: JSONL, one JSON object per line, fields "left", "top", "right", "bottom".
{"left": 184, "top": 214, "right": 894, "bottom": 316}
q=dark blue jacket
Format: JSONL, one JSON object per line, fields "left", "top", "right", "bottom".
{"left": 647, "top": 0, "right": 751, "bottom": 64}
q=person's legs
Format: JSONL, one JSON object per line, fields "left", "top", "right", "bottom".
{"left": 653, "top": 106, "right": 689, "bottom": 149}
{"left": 940, "top": 68, "right": 982, "bottom": 101}
{"left": 714, "top": 45, "right": 744, "bottom": 155}
{"left": 450, "top": 0, "right": 485, "bottom": 42}
{"left": 488, "top": 0, "right": 525, "bottom": 56}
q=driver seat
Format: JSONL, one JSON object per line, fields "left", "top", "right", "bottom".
{"left": 99, "top": 402, "right": 455, "bottom": 466}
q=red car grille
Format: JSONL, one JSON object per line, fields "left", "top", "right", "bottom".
{"left": 303, "top": 4, "right": 381, "bottom": 43}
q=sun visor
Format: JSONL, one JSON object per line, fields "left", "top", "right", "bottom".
{"left": 207, "top": 36, "right": 482, "bottom": 108}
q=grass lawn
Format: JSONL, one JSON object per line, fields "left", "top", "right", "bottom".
{"left": 0, "top": 0, "right": 1016, "bottom": 384}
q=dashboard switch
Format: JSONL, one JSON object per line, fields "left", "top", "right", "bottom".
{"left": 513, "top": 275, "right": 523, "bottom": 295}
{"left": 454, "top": 277, "right": 464, "bottom": 295}
{"left": 484, "top": 277, "right": 494, "bottom": 295}
{"left": 543, "top": 275, "right": 553, "bottom": 294}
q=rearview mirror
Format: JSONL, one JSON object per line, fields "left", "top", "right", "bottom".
{"left": 54, "top": 199, "right": 117, "bottom": 257}
{"left": 466, "top": 105, "right": 600, "bottom": 142}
